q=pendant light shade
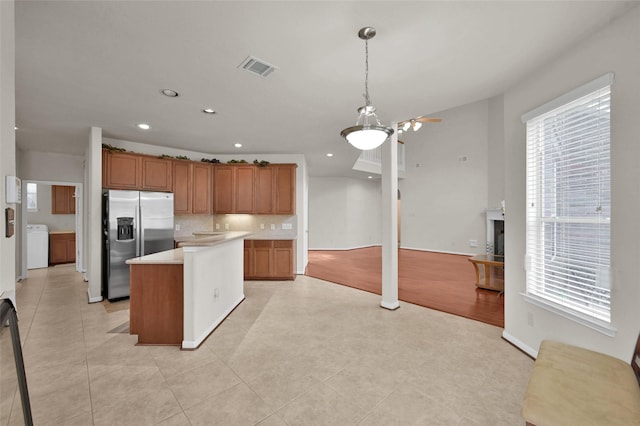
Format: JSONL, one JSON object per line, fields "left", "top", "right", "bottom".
{"left": 340, "top": 27, "right": 394, "bottom": 151}
{"left": 341, "top": 125, "right": 394, "bottom": 150}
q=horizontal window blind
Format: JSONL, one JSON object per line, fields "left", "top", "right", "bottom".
{"left": 525, "top": 78, "right": 611, "bottom": 323}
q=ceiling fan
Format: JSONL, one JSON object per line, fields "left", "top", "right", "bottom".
{"left": 397, "top": 116, "right": 442, "bottom": 133}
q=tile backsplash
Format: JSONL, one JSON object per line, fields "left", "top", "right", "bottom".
{"left": 175, "top": 214, "right": 297, "bottom": 239}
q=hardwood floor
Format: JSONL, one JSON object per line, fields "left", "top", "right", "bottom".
{"left": 306, "top": 247, "right": 504, "bottom": 328}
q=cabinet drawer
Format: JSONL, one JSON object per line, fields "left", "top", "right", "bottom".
{"left": 253, "top": 240, "right": 272, "bottom": 249}
{"left": 274, "top": 240, "right": 292, "bottom": 249}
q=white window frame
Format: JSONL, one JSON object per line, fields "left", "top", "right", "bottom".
{"left": 26, "top": 182, "right": 38, "bottom": 212}
{"left": 521, "top": 73, "right": 615, "bottom": 336}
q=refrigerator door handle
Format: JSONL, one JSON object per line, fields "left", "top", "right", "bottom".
{"left": 134, "top": 205, "right": 141, "bottom": 257}
{"left": 139, "top": 204, "right": 145, "bottom": 256}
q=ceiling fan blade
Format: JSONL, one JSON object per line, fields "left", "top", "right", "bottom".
{"left": 415, "top": 117, "right": 442, "bottom": 123}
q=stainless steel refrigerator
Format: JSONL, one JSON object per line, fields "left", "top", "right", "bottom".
{"left": 102, "top": 190, "right": 174, "bottom": 301}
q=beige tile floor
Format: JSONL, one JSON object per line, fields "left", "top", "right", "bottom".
{"left": 2, "top": 264, "right": 532, "bottom": 425}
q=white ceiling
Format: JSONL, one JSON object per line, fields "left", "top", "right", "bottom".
{"left": 14, "top": 1, "right": 637, "bottom": 177}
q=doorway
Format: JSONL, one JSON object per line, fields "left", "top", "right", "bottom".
{"left": 20, "top": 180, "right": 83, "bottom": 279}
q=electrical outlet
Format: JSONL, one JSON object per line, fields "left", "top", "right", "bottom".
{"left": 469, "top": 239, "right": 478, "bottom": 248}
{"left": 270, "top": 224, "right": 276, "bottom": 230}
{"left": 215, "top": 223, "right": 220, "bottom": 230}
{"left": 175, "top": 224, "right": 181, "bottom": 231}
{"left": 214, "top": 288, "right": 220, "bottom": 299}
{"left": 224, "top": 223, "right": 230, "bottom": 230}
{"left": 260, "top": 223, "right": 265, "bottom": 230}
{"left": 282, "top": 223, "right": 293, "bottom": 230}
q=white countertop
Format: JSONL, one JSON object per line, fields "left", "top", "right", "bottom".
{"left": 127, "top": 231, "right": 252, "bottom": 265}
{"left": 178, "top": 231, "right": 252, "bottom": 247}
{"left": 126, "top": 248, "right": 184, "bottom": 265}
{"left": 175, "top": 231, "right": 295, "bottom": 243}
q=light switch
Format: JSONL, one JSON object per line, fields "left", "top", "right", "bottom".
{"left": 215, "top": 223, "right": 220, "bottom": 230}
{"left": 224, "top": 223, "right": 230, "bottom": 230}
{"left": 270, "top": 224, "right": 276, "bottom": 230}
{"left": 260, "top": 224, "right": 265, "bottom": 230}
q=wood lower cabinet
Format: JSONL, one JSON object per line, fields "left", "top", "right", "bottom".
{"left": 51, "top": 185, "right": 75, "bottom": 214}
{"left": 130, "top": 264, "right": 184, "bottom": 345}
{"left": 244, "top": 239, "right": 294, "bottom": 280}
{"left": 49, "top": 232, "right": 75, "bottom": 265}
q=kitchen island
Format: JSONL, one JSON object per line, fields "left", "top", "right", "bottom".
{"left": 126, "top": 231, "right": 250, "bottom": 349}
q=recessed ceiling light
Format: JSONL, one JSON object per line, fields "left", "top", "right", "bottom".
{"left": 14, "top": 126, "right": 18, "bottom": 130}
{"left": 137, "top": 123, "right": 151, "bottom": 130}
{"left": 160, "top": 89, "right": 179, "bottom": 97}
{"left": 202, "top": 108, "right": 216, "bottom": 114}
{"left": 326, "top": 153, "right": 334, "bottom": 157}
{"left": 367, "top": 176, "right": 373, "bottom": 179}
{"left": 234, "top": 143, "right": 242, "bottom": 148}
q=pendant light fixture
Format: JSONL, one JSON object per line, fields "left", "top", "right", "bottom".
{"left": 340, "top": 27, "right": 394, "bottom": 151}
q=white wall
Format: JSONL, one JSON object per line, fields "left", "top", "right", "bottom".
{"left": 503, "top": 6, "right": 640, "bottom": 361}
{"left": 400, "top": 99, "right": 489, "bottom": 255}
{"left": 27, "top": 183, "right": 76, "bottom": 231}
{"left": 86, "top": 127, "right": 103, "bottom": 302}
{"left": 308, "top": 177, "right": 382, "bottom": 249}
{"left": 487, "top": 95, "right": 505, "bottom": 209}
{"left": 0, "top": 0, "right": 16, "bottom": 300}
{"left": 18, "top": 150, "right": 84, "bottom": 183}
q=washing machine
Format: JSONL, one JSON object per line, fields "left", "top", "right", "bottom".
{"left": 27, "top": 224, "right": 49, "bottom": 269}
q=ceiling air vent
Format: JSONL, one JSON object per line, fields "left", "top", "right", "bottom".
{"left": 238, "top": 56, "right": 277, "bottom": 78}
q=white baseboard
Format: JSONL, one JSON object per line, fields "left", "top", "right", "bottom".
{"left": 87, "top": 289, "right": 103, "bottom": 303}
{"left": 502, "top": 330, "right": 538, "bottom": 359}
{"left": 400, "top": 246, "right": 476, "bottom": 257}
{"left": 308, "top": 244, "right": 381, "bottom": 251}
{"left": 309, "top": 245, "right": 476, "bottom": 257}
{"left": 182, "top": 294, "right": 245, "bottom": 349}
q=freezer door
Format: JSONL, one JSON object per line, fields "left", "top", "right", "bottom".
{"left": 140, "top": 192, "right": 174, "bottom": 256}
{"left": 106, "top": 190, "right": 139, "bottom": 300}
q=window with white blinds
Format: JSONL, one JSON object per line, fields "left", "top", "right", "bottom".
{"left": 523, "top": 73, "right": 612, "bottom": 325}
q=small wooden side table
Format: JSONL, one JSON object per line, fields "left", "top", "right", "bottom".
{"left": 468, "top": 254, "right": 504, "bottom": 293}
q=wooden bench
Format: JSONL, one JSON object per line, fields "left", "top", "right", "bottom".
{"left": 521, "top": 334, "right": 640, "bottom": 425}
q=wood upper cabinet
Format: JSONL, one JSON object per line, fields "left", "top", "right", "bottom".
{"left": 255, "top": 165, "right": 296, "bottom": 214}
{"left": 235, "top": 166, "right": 255, "bottom": 213}
{"left": 141, "top": 157, "right": 172, "bottom": 191}
{"left": 172, "top": 161, "right": 192, "bottom": 214}
{"left": 191, "top": 163, "right": 212, "bottom": 214}
{"left": 213, "top": 166, "right": 234, "bottom": 214}
{"left": 50, "top": 232, "right": 75, "bottom": 265}
{"left": 244, "top": 239, "right": 294, "bottom": 280}
{"left": 213, "top": 165, "right": 255, "bottom": 214}
{"left": 104, "top": 151, "right": 141, "bottom": 189}
{"left": 103, "top": 149, "right": 171, "bottom": 192}
{"left": 255, "top": 167, "right": 275, "bottom": 214}
{"left": 274, "top": 165, "right": 296, "bottom": 215}
{"left": 51, "top": 185, "right": 75, "bottom": 214}
{"left": 173, "top": 161, "right": 213, "bottom": 215}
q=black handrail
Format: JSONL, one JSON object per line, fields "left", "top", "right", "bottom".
{"left": 1, "top": 298, "right": 33, "bottom": 426}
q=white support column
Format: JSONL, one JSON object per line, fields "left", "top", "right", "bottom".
{"left": 381, "top": 122, "right": 399, "bottom": 310}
